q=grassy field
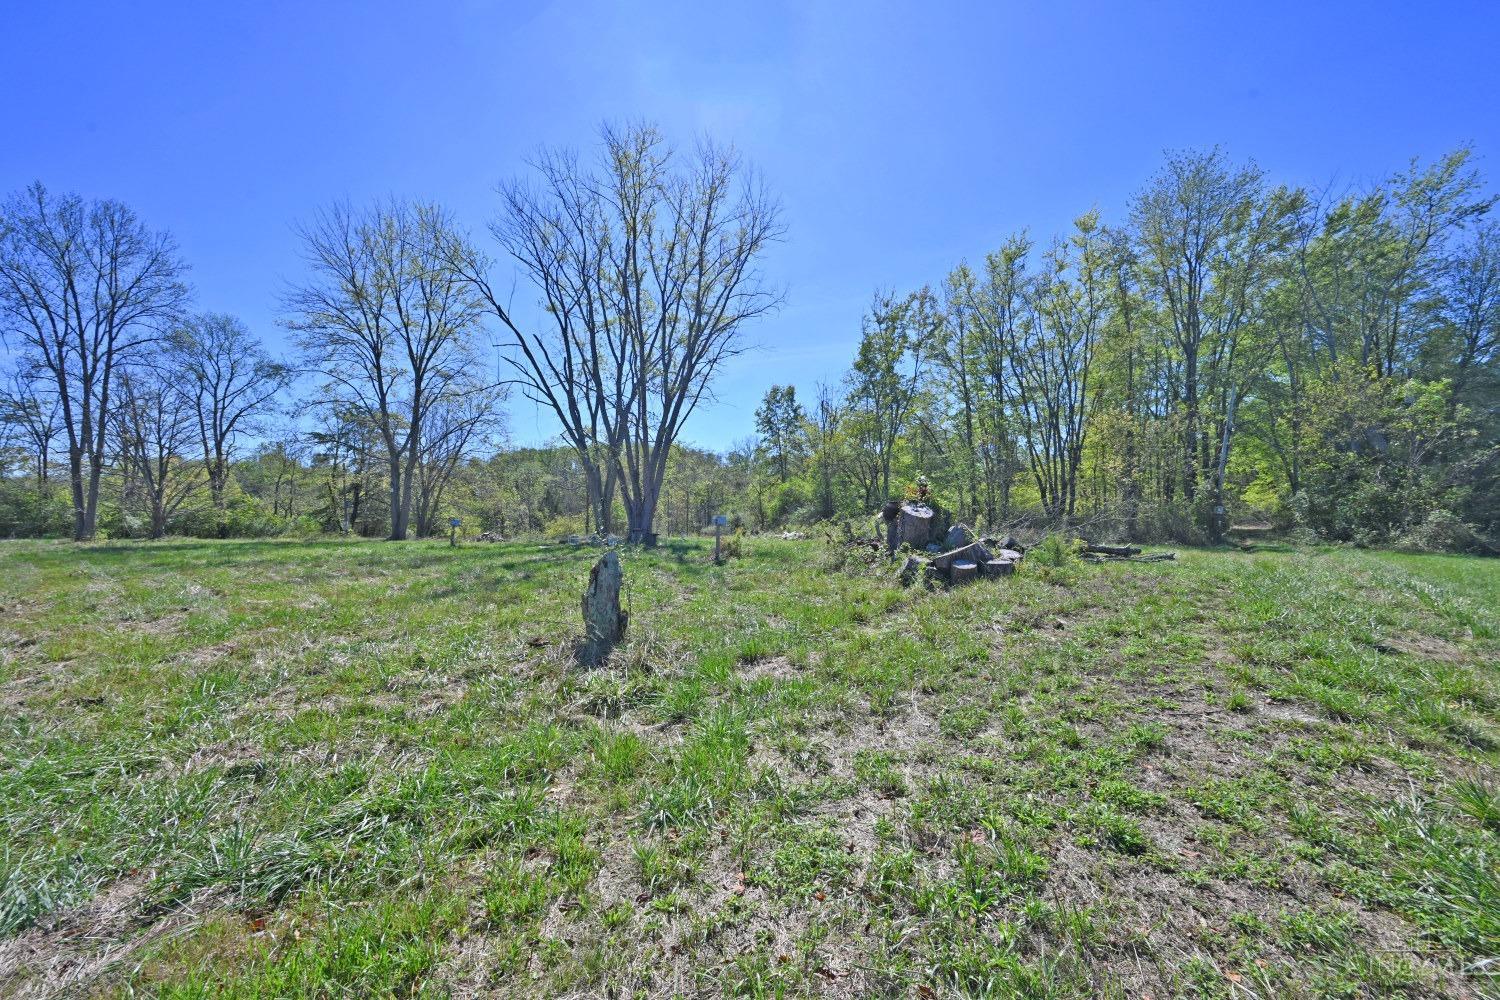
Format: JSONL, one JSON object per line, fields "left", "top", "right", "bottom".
{"left": 0, "top": 537, "right": 1496, "bottom": 999}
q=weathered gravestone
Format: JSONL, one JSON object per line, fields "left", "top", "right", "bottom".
{"left": 580, "top": 550, "right": 628, "bottom": 664}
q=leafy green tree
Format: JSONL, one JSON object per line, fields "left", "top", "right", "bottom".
{"left": 845, "top": 289, "right": 940, "bottom": 508}
{"left": 754, "top": 385, "right": 807, "bottom": 483}
{"left": 1131, "top": 148, "right": 1306, "bottom": 537}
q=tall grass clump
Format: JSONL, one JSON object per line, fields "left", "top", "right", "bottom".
{"left": 1021, "top": 533, "right": 1084, "bottom": 585}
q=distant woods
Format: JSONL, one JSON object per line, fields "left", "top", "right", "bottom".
{"left": 1, "top": 139, "right": 1497, "bottom": 550}
{"left": 749, "top": 148, "right": 1499, "bottom": 550}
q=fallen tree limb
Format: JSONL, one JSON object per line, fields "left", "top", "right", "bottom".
{"left": 1085, "top": 551, "right": 1175, "bottom": 563}
{"left": 1084, "top": 544, "right": 1142, "bottom": 557}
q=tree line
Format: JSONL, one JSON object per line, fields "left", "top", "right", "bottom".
{"left": 0, "top": 123, "right": 779, "bottom": 543}
{"left": 2, "top": 139, "right": 1495, "bottom": 550}
{"left": 745, "top": 148, "right": 1498, "bottom": 550}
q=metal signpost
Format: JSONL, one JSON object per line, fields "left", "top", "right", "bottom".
{"left": 712, "top": 514, "right": 728, "bottom": 562}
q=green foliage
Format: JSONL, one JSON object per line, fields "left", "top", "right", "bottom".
{"left": 1020, "top": 533, "right": 1084, "bottom": 584}
{"left": 1291, "top": 363, "right": 1472, "bottom": 545}
{"left": 718, "top": 527, "right": 746, "bottom": 561}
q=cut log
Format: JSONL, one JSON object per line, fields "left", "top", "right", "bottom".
{"left": 982, "top": 558, "right": 1015, "bottom": 577}
{"left": 930, "top": 540, "right": 994, "bottom": 572}
{"left": 1084, "top": 544, "right": 1141, "bottom": 557}
{"left": 580, "top": 550, "right": 627, "bottom": 665}
{"left": 998, "top": 548, "right": 1023, "bottom": 562}
{"left": 950, "top": 560, "right": 978, "bottom": 583}
{"left": 881, "top": 499, "right": 901, "bottom": 553}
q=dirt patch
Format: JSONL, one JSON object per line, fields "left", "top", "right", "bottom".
{"left": 736, "top": 656, "right": 802, "bottom": 682}
{"left": 1374, "top": 634, "right": 1467, "bottom": 662}
{"left": 0, "top": 876, "right": 218, "bottom": 999}
{"left": 1254, "top": 700, "right": 1327, "bottom": 726}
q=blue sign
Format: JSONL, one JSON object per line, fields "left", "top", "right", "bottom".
{"left": 449, "top": 517, "right": 462, "bottom": 527}
{"left": 712, "top": 514, "right": 728, "bottom": 527}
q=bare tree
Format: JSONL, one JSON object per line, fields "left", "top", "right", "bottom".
{"left": 447, "top": 142, "right": 630, "bottom": 536}
{"left": 412, "top": 390, "right": 503, "bottom": 538}
{"left": 0, "top": 367, "right": 61, "bottom": 489}
{"left": 286, "top": 200, "right": 488, "bottom": 540}
{"left": 1006, "top": 214, "right": 1107, "bottom": 523}
{"left": 610, "top": 127, "right": 783, "bottom": 543}
{"left": 1131, "top": 150, "right": 1303, "bottom": 524}
{"left": 166, "top": 313, "right": 293, "bottom": 535}
{"left": 454, "top": 122, "right": 783, "bottom": 544}
{"left": 0, "top": 184, "right": 189, "bottom": 540}
{"left": 115, "top": 369, "right": 203, "bottom": 538}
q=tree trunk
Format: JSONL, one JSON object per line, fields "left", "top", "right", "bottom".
{"left": 387, "top": 451, "right": 408, "bottom": 540}
{"left": 68, "top": 445, "right": 88, "bottom": 542}
{"left": 626, "top": 489, "right": 659, "bottom": 546}
{"left": 1208, "top": 386, "right": 1240, "bottom": 545}
{"left": 600, "top": 465, "right": 618, "bottom": 536}
{"left": 1182, "top": 342, "right": 1199, "bottom": 503}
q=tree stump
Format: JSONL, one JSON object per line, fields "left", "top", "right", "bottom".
{"left": 897, "top": 503, "right": 934, "bottom": 550}
{"left": 950, "top": 560, "right": 978, "bottom": 583}
{"left": 982, "top": 559, "right": 1015, "bottom": 577}
{"left": 580, "top": 550, "right": 627, "bottom": 665}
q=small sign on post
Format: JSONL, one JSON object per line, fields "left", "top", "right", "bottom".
{"left": 712, "top": 514, "right": 728, "bottom": 563}
{"left": 449, "top": 517, "right": 462, "bottom": 547}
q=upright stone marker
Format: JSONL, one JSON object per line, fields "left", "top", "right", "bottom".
{"left": 581, "top": 550, "right": 627, "bottom": 665}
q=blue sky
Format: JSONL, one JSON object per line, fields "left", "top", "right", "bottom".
{"left": 5, "top": 1, "right": 1498, "bottom": 450}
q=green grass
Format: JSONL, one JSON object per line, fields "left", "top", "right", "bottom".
{"left": 0, "top": 537, "right": 1496, "bottom": 998}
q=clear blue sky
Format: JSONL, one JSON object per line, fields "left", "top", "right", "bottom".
{"left": 5, "top": 1, "right": 1498, "bottom": 450}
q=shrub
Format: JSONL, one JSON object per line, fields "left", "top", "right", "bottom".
{"left": 1021, "top": 533, "right": 1084, "bottom": 585}
{"left": 542, "top": 513, "right": 589, "bottom": 539}
{"left": 718, "top": 528, "right": 745, "bottom": 561}
{"left": 1405, "top": 509, "right": 1487, "bottom": 554}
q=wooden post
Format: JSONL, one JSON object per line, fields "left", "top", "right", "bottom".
{"left": 449, "top": 517, "right": 461, "bottom": 547}
{"left": 712, "top": 514, "right": 727, "bottom": 563}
